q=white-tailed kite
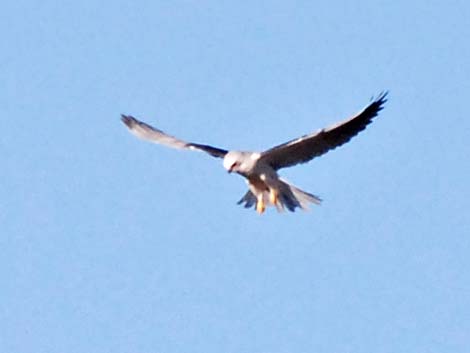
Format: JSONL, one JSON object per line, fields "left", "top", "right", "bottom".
{"left": 122, "top": 92, "right": 388, "bottom": 214}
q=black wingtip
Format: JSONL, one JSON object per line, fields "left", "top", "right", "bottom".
{"left": 367, "top": 91, "right": 389, "bottom": 115}
{"left": 121, "top": 114, "right": 137, "bottom": 128}
{"left": 373, "top": 91, "right": 389, "bottom": 105}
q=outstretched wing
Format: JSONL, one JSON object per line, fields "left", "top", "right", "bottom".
{"left": 121, "top": 115, "right": 228, "bottom": 158}
{"left": 259, "top": 92, "right": 388, "bottom": 170}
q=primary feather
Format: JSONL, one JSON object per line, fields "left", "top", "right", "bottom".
{"left": 259, "top": 92, "right": 388, "bottom": 170}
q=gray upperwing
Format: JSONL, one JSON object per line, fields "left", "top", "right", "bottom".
{"left": 259, "top": 92, "right": 388, "bottom": 170}
{"left": 121, "top": 115, "right": 228, "bottom": 159}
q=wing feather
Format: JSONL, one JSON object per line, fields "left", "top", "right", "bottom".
{"left": 121, "top": 115, "right": 228, "bottom": 158}
{"left": 259, "top": 92, "right": 388, "bottom": 170}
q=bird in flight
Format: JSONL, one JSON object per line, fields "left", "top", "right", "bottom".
{"left": 122, "top": 92, "right": 388, "bottom": 214}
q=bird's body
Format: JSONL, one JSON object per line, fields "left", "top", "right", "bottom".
{"left": 122, "top": 92, "right": 388, "bottom": 214}
{"left": 221, "top": 150, "right": 321, "bottom": 212}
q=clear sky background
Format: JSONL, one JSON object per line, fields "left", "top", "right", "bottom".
{"left": 2, "top": 1, "right": 469, "bottom": 352}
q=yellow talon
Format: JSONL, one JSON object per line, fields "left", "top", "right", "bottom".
{"left": 269, "top": 189, "right": 278, "bottom": 205}
{"left": 256, "top": 199, "right": 265, "bottom": 214}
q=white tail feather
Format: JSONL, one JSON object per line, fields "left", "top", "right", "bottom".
{"left": 237, "top": 179, "right": 321, "bottom": 212}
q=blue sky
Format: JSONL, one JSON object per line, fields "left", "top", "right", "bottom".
{"left": 2, "top": 1, "right": 469, "bottom": 352}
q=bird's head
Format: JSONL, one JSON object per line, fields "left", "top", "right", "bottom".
{"left": 223, "top": 151, "right": 243, "bottom": 173}
{"left": 223, "top": 151, "right": 260, "bottom": 174}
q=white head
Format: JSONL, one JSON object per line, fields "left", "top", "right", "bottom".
{"left": 223, "top": 151, "right": 260, "bottom": 174}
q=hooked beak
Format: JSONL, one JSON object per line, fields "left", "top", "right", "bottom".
{"left": 227, "top": 162, "right": 238, "bottom": 174}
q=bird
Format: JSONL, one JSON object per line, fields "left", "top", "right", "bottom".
{"left": 121, "top": 92, "right": 388, "bottom": 214}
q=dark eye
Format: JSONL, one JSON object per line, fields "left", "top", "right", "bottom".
{"left": 231, "top": 162, "right": 239, "bottom": 169}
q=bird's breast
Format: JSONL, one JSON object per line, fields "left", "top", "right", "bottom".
{"left": 247, "top": 175, "right": 269, "bottom": 192}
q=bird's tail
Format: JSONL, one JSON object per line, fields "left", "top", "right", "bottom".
{"left": 277, "top": 178, "right": 322, "bottom": 211}
{"left": 237, "top": 190, "right": 257, "bottom": 209}
{"left": 237, "top": 179, "right": 321, "bottom": 212}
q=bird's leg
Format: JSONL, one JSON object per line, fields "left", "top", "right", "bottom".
{"left": 270, "top": 188, "right": 285, "bottom": 212}
{"left": 256, "top": 196, "right": 265, "bottom": 214}
{"left": 269, "top": 188, "right": 279, "bottom": 206}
